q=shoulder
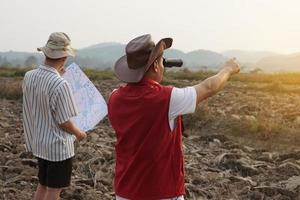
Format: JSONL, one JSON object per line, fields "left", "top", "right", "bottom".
{"left": 170, "top": 86, "right": 197, "bottom": 105}
{"left": 159, "top": 85, "right": 173, "bottom": 96}
{"left": 168, "top": 86, "right": 197, "bottom": 118}
{"left": 171, "top": 86, "right": 196, "bottom": 97}
{"left": 23, "top": 69, "right": 39, "bottom": 84}
{"left": 48, "top": 77, "right": 71, "bottom": 98}
{"left": 24, "top": 68, "right": 37, "bottom": 78}
{"left": 161, "top": 85, "right": 173, "bottom": 91}
{"left": 109, "top": 83, "right": 127, "bottom": 96}
{"left": 108, "top": 85, "right": 124, "bottom": 103}
{"left": 54, "top": 78, "right": 70, "bottom": 91}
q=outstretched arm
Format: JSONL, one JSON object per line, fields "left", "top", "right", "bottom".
{"left": 194, "top": 58, "right": 240, "bottom": 104}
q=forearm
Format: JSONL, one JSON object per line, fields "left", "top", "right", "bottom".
{"left": 203, "top": 69, "right": 231, "bottom": 94}
{"left": 194, "top": 69, "right": 231, "bottom": 104}
{"left": 59, "top": 120, "right": 81, "bottom": 136}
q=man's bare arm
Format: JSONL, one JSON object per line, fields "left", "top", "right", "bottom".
{"left": 194, "top": 58, "right": 240, "bottom": 104}
{"left": 59, "top": 120, "right": 87, "bottom": 141}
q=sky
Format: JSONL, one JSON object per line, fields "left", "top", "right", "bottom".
{"left": 1, "top": 0, "right": 300, "bottom": 54}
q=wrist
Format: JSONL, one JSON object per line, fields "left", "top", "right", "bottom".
{"left": 221, "top": 68, "right": 233, "bottom": 76}
{"left": 72, "top": 128, "right": 81, "bottom": 137}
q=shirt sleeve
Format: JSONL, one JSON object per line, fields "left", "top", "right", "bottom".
{"left": 169, "top": 86, "right": 197, "bottom": 121}
{"left": 52, "top": 81, "right": 78, "bottom": 124}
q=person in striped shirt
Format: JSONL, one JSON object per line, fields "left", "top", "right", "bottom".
{"left": 22, "top": 32, "right": 87, "bottom": 200}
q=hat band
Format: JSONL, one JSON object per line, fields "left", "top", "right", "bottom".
{"left": 46, "top": 40, "right": 70, "bottom": 50}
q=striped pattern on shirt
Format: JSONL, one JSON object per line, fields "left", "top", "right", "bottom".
{"left": 22, "top": 65, "right": 78, "bottom": 161}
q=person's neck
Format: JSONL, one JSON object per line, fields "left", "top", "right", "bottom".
{"left": 144, "top": 73, "right": 160, "bottom": 83}
{"left": 44, "top": 60, "right": 61, "bottom": 71}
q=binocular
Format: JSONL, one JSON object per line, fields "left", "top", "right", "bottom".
{"left": 163, "top": 58, "right": 183, "bottom": 68}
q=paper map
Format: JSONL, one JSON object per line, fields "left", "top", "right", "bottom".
{"left": 62, "top": 63, "right": 107, "bottom": 131}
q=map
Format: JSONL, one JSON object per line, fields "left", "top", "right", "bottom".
{"left": 62, "top": 63, "right": 107, "bottom": 131}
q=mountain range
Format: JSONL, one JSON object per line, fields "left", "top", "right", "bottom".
{"left": 1, "top": 43, "right": 300, "bottom": 73}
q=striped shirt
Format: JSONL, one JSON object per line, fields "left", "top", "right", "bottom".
{"left": 22, "top": 65, "right": 78, "bottom": 161}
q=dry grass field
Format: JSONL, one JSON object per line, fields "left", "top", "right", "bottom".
{"left": 1, "top": 67, "right": 300, "bottom": 199}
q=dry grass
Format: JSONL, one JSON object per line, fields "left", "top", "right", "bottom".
{"left": 226, "top": 115, "right": 284, "bottom": 140}
{"left": 232, "top": 72, "right": 300, "bottom": 85}
{"left": 0, "top": 78, "right": 23, "bottom": 100}
{"left": 0, "top": 67, "right": 31, "bottom": 77}
{"left": 0, "top": 68, "right": 115, "bottom": 100}
{"left": 1, "top": 67, "right": 300, "bottom": 147}
{"left": 3, "top": 67, "right": 300, "bottom": 85}
{"left": 0, "top": 67, "right": 115, "bottom": 80}
{"left": 165, "top": 69, "right": 300, "bottom": 86}
{"left": 165, "top": 68, "right": 214, "bottom": 81}
{"left": 83, "top": 69, "right": 114, "bottom": 80}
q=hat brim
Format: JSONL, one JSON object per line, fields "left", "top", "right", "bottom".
{"left": 114, "top": 55, "right": 147, "bottom": 83}
{"left": 145, "top": 38, "right": 172, "bottom": 69}
{"left": 114, "top": 37, "right": 173, "bottom": 83}
{"left": 37, "top": 46, "right": 76, "bottom": 59}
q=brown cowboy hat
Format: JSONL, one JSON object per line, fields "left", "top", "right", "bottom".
{"left": 114, "top": 34, "right": 172, "bottom": 83}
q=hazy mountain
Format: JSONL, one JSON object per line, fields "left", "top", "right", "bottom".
{"left": 223, "top": 50, "right": 279, "bottom": 64}
{"left": 0, "top": 51, "right": 42, "bottom": 67}
{"left": 223, "top": 50, "right": 300, "bottom": 72}
{"left": 0, "top": 51, "right": 33, "bottom": 60}
{"left": 256, "top": 53, "right": 300, "bottom": 72}
{"left": 82, "top": 42, "right": 122, "bottom": 50}
{"left": 164, "top": 49, "right": 186, "bottom": 59}
{"left": 2, "top": 43, "right": 300, "bottom": 72}
{"left": 73, "top": 43, "right": 126, "bottom": 68}
{"left": 73, "top": 44, "right": 227, "bottom": 69}
{"left": 75, "top": 43, "right": 225, "bottom": 68}
{"left": 186, "top": 50, "right": 226, "bottom": 69}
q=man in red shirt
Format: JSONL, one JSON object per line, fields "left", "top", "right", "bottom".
{"left": 108, "top": 34, "right": 240, "bottom": 200}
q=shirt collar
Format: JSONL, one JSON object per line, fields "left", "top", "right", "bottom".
{"left": 140, "top": 77, "right": 160, "bottom": 85}
{"left": 128, "top": 77, "right": 160, "bottom": 86}
{"left": 39, "top": 65, "right": 61, "bottom": 77}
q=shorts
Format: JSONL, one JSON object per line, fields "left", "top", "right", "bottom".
{"left": 37, "top": 157, "right": 73, "bottom": 188}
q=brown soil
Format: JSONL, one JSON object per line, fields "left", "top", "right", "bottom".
{"left": 1, "top": 78, "right": 300, "bottom": 200}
